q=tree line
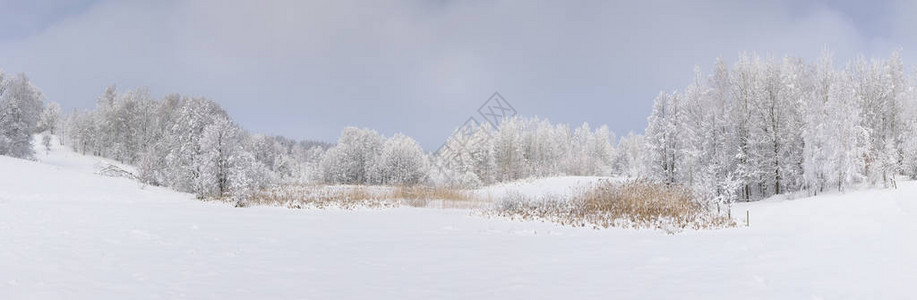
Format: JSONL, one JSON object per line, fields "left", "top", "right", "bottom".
{"left": 61, "top": 86, "right": 332, "bottom": 204}
{"left": 645, "top": 50, "right": 917, "bottom": 205}
{"left": 6, "top": 50, "right": 917, "bottom": 207}
{"left": 431, "top": 117, "right": 639, "bottom": 187}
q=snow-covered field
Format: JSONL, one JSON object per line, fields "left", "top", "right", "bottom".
{"left": 1, "top": 141, "right": 916, "bottom": 299}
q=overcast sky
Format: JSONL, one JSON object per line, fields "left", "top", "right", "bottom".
{"left": 1, "top": 0, "right": 915, "bottom": 149}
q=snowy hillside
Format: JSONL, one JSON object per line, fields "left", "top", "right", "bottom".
{"left": 1, "top": 139, "right": 916, "bottom": 299}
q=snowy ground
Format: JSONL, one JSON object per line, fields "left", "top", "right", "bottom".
{"left": 1, "top": 138, "right": 916, "bottom": 299}
{"left": 473, "top": 176, "right": 614, "bottom": 200}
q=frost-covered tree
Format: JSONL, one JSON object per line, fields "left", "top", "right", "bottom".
{"left": 467, "top": 123, "right": 497, "bottom": 184}
{"left": 645, "top": 92, "right": 680, "bottom": 184}
{"left": 320, "top": 128, "right": 428, "bottom": 186}
{"left": 492, "top": 117, "right": 526, "bottom": 182}
{"left": 613, "top": 132, "right": 645, "bottom": 177}
{"left": 198, "top": 116, "right": 269, "bottom": 202}
{"left": 591, "top": 125, "right": 616, "bottom": 175}
{"left": 319, "top": 127, "right": 383, "bottom": 184}
{"left": 38, "top": 101, "right": 62, "bottom": 135}
{"left": 901, "top": 83, "right": 917, "bottom": 179}
{"left": 852, "top": 52, "right": 904, "bottom": 187}
{"left": 566, "top": 123, "right": 615, "bottom": 176}
{"left": 251, "top": 135, "right": 296, "bottom": 179}
{"left": 377, "top": 133, "right": 428, "bottom": 185}
{"left": 160, "top": 97, "right": 229, "bottom": 195}
{"left": 676, "top": 67, "right": 709, "bottom": 187}
{"left": 108, "top": 88, "right": 158, "bottom": 163}
{"left": 227, "top": 149, "right": 268, "bottom": 206}
{"left": 63, "top": 109, "right": 98, "bottom": 155}
{"left": 728, "top": 53, "right": 763, "bottom": 201}
{"left": 801, "top": 51, "right": 870, "bottom": 193}
{"left": 199, "top": 116, "right": 245, "bottom": 198}
{"left": 434, "top": 122, "right": 490, "bottom": 187}
{"left": 697, "top": 58, "right": 741, "bottom": 205}
{"left": 0, "top": 73, "right": 45, "bottom": 159}
{"left": 293, "top": 144, "right": 327, "bottom": 182}
{"left": 827, "top": 67, "right": 869, "bottom": 191}
{"left": 772, "top": 57, "right": 808, "bottom": 193}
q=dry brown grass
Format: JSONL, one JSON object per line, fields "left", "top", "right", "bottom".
{"left": 249, "top": 184, "right": 398, "bottom": 209}
{"left": 248, "top": 184, "right": 485, "bottom": 209}
{"left": 578, "top": 180, "right": 700, "bottom": 226}
{"left": 391, "top": 186, "right": 483, "bottom": 209}
{"left": 487, "top": 179, "right": 734, "bottom": 232}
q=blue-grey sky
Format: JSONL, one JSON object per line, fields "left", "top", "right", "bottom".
{"left": 0, "top": 0, "right": 914, "bottom": 149}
